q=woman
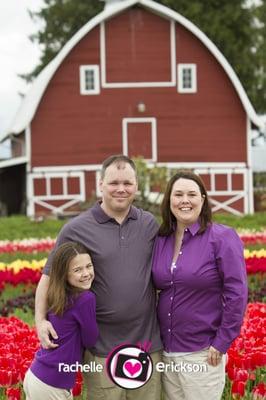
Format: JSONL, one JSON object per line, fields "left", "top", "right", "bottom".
{"left": 152, "top": 171, "right": 247, "bottom": 400}
{"left": 23, "top": 242, "right": 98, "bottom": 400}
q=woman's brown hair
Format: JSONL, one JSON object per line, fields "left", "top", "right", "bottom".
{"left": 47, "top": 242, "right": 89, "bottom": 316}
{"left": 159, "top": 170, "right": 212, "bottom": 236}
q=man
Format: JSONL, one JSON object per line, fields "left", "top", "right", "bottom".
{"left": 35, "top": 154, "right": 162, "bottom": 400}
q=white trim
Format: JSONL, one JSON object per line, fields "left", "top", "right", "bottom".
{"left": 153, "top": 162, "right": 246, "bottom": 169}
{"left": 227, "top": 172, "right": 232, "bottom": 192}
{"left": 177, "top": 64, "right": 197, "bottom": 93}
{"left": 100, "top": 19, "right": 176, "bottom": 88}
{"left": 210, "top": 196, "right": 243, "bottom": 216}
{"left": 27, "top": 171, "right": 86, "bottom": 216}
{"left": 248, "top": 167, "right": 254, "bottom": 213}
{"left": 33, "top": 164, "right": 102, "bottom": 172}
{"left": 32, "top": 171, "right": 86, "bottom": 179}
{"left": 96, "top": 170, "right": 101, "bottom": 198}
{"left": 31, "top": 162, "right": 246, "bottom": 173}
{"left": 27, "top": 171, "right": 34, "bottom": 217}
{"left": 25, "top": 125, "right": 31, "bottom": 171}
{"left": 246, "top": 117, "right": 254, "bottom": 213}
{"left": 0, "top": 156, "right": 28, "bottom": 169}
{"left": 122, "top": 117, "right": 157, "bottom": 161}
{"left": 80, "top": 65, "right": 100, "bottom": 95}
{"left": 34, "top": 198, "right": 81, "bottom": 214}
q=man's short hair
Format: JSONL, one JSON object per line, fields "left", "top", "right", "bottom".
{"left": 101, "top": 155, "right": 137, "bottom": 179}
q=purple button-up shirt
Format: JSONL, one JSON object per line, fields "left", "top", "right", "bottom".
{"left": 152, "top": 221, "right": 247, "bottom": 354}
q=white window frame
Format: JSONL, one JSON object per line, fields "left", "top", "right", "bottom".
{"left": 177, "top": 64, "right": 197, "bottom": 93}
{"left": 80, "top": 65, "right": 100, "bottom": 95}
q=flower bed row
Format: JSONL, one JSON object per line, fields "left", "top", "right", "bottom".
{"left": 244, "top": 249, "right": 266, "bottom": 274}
{"left": 0, "top": 303, "right": 265, "bottom": 399}
{"left": 0, "top": 260, "right": 45, "bottom": 291}
{"left": 0, "top": 231, "right": 265, "bottom": 254}
{"left": 0, "top": 239, "right": 55, "bottom": 254}
{"left": 0, "top": 250, "right": 265, "bottom": 291}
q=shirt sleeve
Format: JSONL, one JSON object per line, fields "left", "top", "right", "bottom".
{"left": 211, "top": 227, "right": 248, "bottom": 353}
{"left": 74, "top": 292, "right": 99, "bottom": 349}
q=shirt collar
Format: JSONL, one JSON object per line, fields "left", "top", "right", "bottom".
{"left": 185, "top": 220, "right": 201, "bottom": 236}
{"left": 91, "top": 201, "right": 138, "bottom": 224}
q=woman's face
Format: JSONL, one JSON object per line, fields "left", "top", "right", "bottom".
{"left": 170, "top": 178, "right": 205, "bottom": 227}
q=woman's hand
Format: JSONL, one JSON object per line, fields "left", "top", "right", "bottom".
{"left": 207, "top": 346, "right": 223, "bottom": 366}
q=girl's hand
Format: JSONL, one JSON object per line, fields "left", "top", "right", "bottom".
{"left": 207, "top": 346, "right": 223, "bottom": 366}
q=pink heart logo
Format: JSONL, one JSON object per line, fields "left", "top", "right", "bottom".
{"left": 124, "top": 360, "right": 141, "bottom": 376}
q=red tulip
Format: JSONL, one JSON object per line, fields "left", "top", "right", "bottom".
{"left": 235, "top": 369, "right": 249, "bottom": 382}
{"left": 72, "top": 381, "right": 82, "bottom": 397}
{"left": 232, "top": 380, "right": 246, "bottom": 397}
{"left": 252, "top": 382, "right": 266, "bottom": 399}
{"left": 5, "top": 387, "right": 21, "bottom": 400}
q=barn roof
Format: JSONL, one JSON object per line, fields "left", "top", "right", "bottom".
{"left": 1, "top": 0, "right": 263, "bottom": 142}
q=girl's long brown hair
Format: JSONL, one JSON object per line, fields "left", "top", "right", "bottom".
{"left": 159, "top": 170, "right": 212, "bottom": 236}
{"left": 47, "top": 242, "right": 89, "bottom": 316}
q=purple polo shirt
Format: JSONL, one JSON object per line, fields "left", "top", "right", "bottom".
{"left": 152, "top": 221, "right": 248, "bottom": 354}
{"left": 43, "top": 202, "right": 162, "bottom": 356}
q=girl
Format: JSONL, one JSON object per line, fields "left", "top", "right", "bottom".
{"left": 23, "top": 242, "right": 99, "bottom": 400}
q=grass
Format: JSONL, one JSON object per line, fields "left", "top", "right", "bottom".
{"left": 0, "top": 212, "right": 265, "bottom": 241}
{"left": 212, "top": 211, "right": 266, "bottom": 230}
{"left": 0, "top": 252, "right": 48, "bottom": 263}
{"left": 0, "top": 215, "right": 66, "bottom": 240}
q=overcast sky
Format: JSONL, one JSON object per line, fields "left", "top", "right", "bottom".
{"left": 0, "top": 0, "right": 43, "bottom": 147}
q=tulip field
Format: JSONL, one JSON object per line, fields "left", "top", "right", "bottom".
{"left": 0, "top": 215, "right": 265, "bottom": 400}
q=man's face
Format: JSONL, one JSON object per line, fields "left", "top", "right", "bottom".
{"left": 99, "top": 162, "right": 138, "bottom": 215}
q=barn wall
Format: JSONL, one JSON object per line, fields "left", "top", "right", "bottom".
{"left": 30, "top": 6, "right": 247, "bottom": 168}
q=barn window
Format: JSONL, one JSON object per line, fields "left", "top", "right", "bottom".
{"left": 80, "top": 65, "right": 100, "bottom": 95}
{"left": 177, "top": 64, "right": 197, "bottom": 93}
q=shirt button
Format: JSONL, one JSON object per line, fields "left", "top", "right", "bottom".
{"left": 168, "top": 313, "right": 171, "bottom": 316}
{"left": 168, "top": 329, "right": 171, "bottom": 332}
{"left": 170, "top": 297, "right": 173, "bottom": 301}
{"left": 170, "top": 281, "right": 173, "bottom": 285}
{"left": 121, "top": 236, "right": 124, "bottom": 239}
{"left": 179, "top": 251, "right": 182, "bottom": 255}
{"left": 185, "top": 228, "right": 188, "bottom": 232}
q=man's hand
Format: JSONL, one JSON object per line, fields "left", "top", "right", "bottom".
{"left": 37, "top": 320, "right": 59, "bottom": 349}
{"left": 207, "top": 346, "right": 223, "bottom": 367}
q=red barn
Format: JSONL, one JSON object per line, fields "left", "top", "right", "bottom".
{"left": 0, "top": 0, "right": 262, "bottom": 217}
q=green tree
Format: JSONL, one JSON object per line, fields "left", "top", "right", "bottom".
{"left": 156, "top": 0, "right": 264, "bottom": 113}
{"left": 24, "top": 0, "right": 265, "bottom": 113}
{"left": 22, "top": 0, "right": 103, "bottom": 81}
{"left": 253, "top": 0, "right": 266, "bottom": 113}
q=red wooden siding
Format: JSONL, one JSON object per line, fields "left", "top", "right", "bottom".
{"left": 105, "top": 8, "right": 172, "bottom": 82}
{"left": 31, "top": 5, "right": 247, "bottom": 168}
{"left": 127, "top": 122, "right": 152, "bottom": 159}
{"left": 34, "top": 178, "right": 46, "bottom": 196}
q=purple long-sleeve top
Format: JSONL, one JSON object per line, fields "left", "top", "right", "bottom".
{"left": 30, "top": 291, "right": 98, "bottom": 389}
{"left": 152, "top": 221, "right": 248, "bottom": 354}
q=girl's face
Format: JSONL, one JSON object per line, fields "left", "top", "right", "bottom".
{"left": 67, "top": 253, "right": 94, "bottom": 290}
{"left": 170, "top": 178, "right": 205, "bottom": 227}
